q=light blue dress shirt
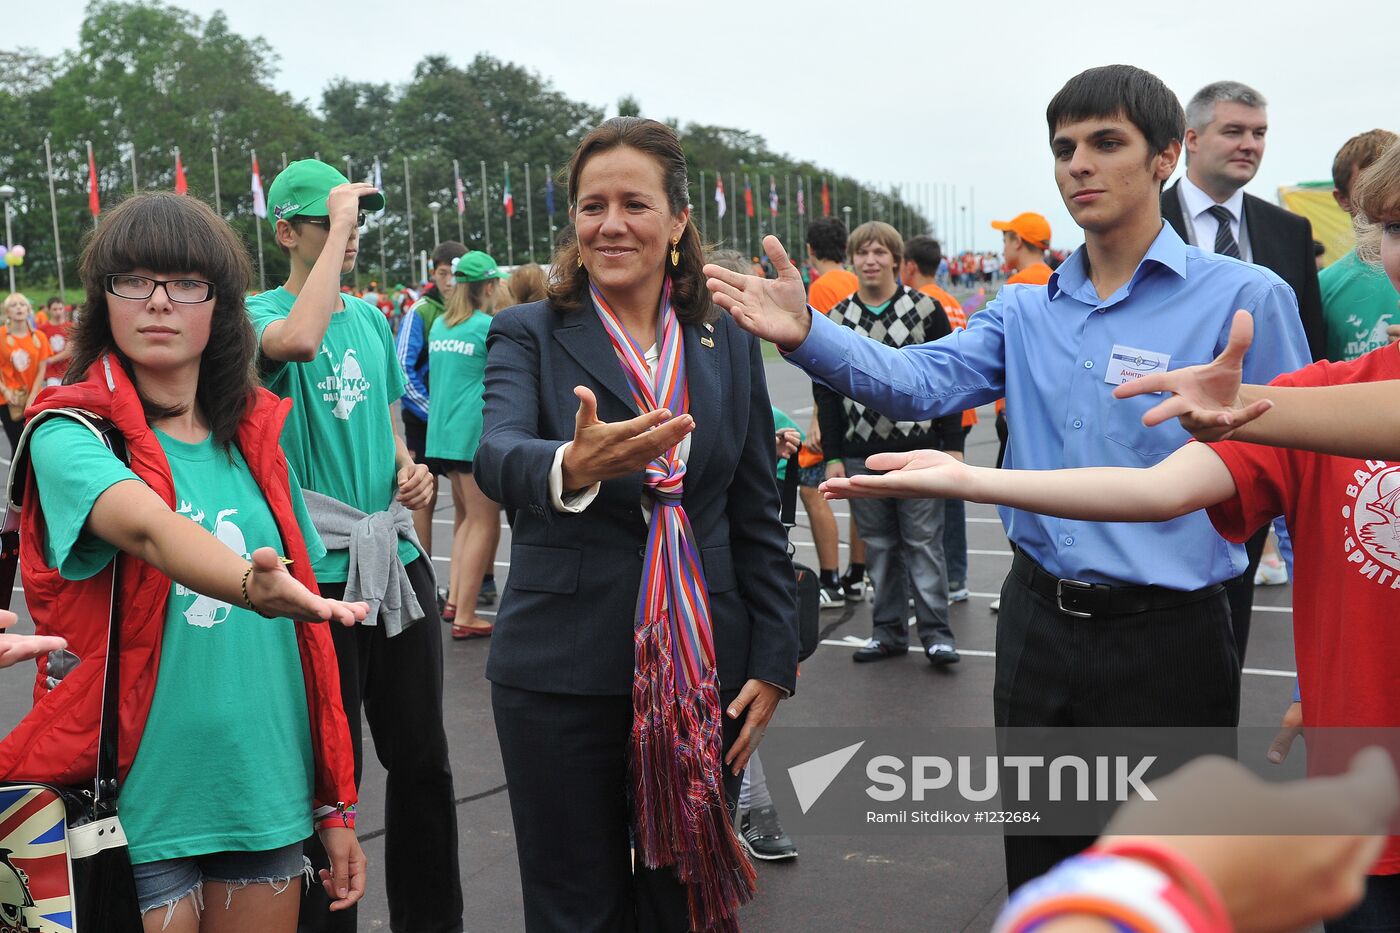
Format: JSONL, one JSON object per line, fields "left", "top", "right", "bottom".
{"left": 789, "top": 223, "right": 1310, "bottom": 589}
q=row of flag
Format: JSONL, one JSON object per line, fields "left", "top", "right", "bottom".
{"left": 713, "top": 175, "right": 831, "bottom": 220}
{"left": 84, "top": 148, "right": 835, "bottom": 229}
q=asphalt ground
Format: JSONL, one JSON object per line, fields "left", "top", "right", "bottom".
{"left": 0, "top": 353, "right": 1300, "bottom": 932}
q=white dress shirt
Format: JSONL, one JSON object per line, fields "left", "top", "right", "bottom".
{"left": 1179, "top": 174, "right": 1251, "bottom": 262}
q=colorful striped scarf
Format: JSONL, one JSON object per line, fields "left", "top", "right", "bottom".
{"left": 592, "top": 280, "right": 756, "bottom": 932}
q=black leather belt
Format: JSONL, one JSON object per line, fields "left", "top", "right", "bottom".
{"left": 1011, "top": 549, "right": 1223, "bottom": 619}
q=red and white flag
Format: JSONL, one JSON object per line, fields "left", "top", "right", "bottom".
{"left": 251, "top": 154, "right": 266, "bottom": 219}
{"left": 714, "top": 174, "right": 726, "bottom": 220}
{"left": 454, "top": 160, "right": 466, "bottom": 216}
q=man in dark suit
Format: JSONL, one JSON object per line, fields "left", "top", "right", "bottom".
{"left": 1161, "top": 79, "right": 1324, "bottom": 663}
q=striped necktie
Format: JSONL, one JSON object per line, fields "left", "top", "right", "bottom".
{"left": 1207, "top": 204, "right": 1241, "bottom": 259}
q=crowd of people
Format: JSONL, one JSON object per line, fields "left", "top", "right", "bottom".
{"left": 0, "top": 60, "right": 1396, "bottom": 933}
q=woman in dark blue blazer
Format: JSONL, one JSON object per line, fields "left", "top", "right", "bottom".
{"left": 474, "top": 118, "right": 799, "bottom": 933}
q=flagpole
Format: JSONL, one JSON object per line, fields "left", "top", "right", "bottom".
{"left": 480, "top": 160, "right": 490, "bottom": 255}
{"left": 744, "top": 173, "right": 752, "bottom": 258}
{"left": 545, "top": 163, "right": 556, "bottom": 247}
{"left": 453, "top": 159, "right": 465, "bottom": 243}
{"left": 281, "top": 152, "right": 287, "bottom": 171}
{"left": 524, "top": 162, "right": 535, "bottom": 262}
{"left": 698, "top": 171, "right": 706, "bottom": 242}
{"left": 211, "top": 145, "right": 222, "bottom": 214}
{"left": 729, "top": 171, "right": 737, "bottom": 249}
{"left": 403, "top": 157, "right": 415, "bottom": 279}
{"left": 376, "top": 158, "right": 387, "bottom": 286}
{"left": 87, "top": 140, "right": 99, "bottom": 230}
{"left": 503, "top": 162, "right": 513, "bottom": 266}
{"left": 42, "top": 135, "right": 65, "bottom": 297}
{"left": 251, "top": 149, "right": 266, "bottom": 292}
{"left": 130, "top": 145, "right": 138, "bottom": 193}
{"left": 342, "top": 157, "right": 359, "bottom": 290}
{"left": 784, "top": 174, "right": 792, "bottom": 248}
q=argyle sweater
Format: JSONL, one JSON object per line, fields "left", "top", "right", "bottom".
{"left": 814, "top": 284, "right": 965, "bottom": 461}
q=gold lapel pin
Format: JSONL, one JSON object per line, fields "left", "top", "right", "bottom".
{"left": 701, "top": 336, "right": 715, "bottom": 348}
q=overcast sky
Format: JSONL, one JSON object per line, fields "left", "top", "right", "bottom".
{"left": 16, "top": 0, "right": 1395, "bottom": 253}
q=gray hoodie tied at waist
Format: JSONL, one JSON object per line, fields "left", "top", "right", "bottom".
{"left": 302, "top": 490, "right": 433, "bottom": 636}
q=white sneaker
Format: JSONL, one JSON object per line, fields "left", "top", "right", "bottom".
{"left": 1254, "top": 557, "right": 1288, "bottom": 586}
{"left": 948, "top": 584, "right": 970, "bottom": 603}
{"left": 989, "top": 598, "right": 1000, "bottom": 613}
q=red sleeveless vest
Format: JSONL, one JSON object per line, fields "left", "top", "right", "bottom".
{"left": 0, "top": 357, "right": 356, "bottom": 812}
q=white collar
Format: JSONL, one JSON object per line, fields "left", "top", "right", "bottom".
{"left": 1180, "top": 173, "right": 1245, "bottom": 222}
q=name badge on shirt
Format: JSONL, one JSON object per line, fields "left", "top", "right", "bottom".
{"left": 1104, "top": 345, "right": 1170, "bottom": 387}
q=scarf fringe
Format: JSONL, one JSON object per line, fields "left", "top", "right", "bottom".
{"left": 632, "top": 616, "right": 757, "bottom": 933}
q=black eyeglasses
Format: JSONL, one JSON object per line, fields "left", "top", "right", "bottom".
{"left": 293, "top": 213, "right": 367, "bottom": 229}
{"left": 105, "top": 274, "right": 215, "bottom": 304}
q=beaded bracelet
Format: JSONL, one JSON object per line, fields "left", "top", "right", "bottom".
{"left": 239, "top": 564, "right": 271, "bottom": 618}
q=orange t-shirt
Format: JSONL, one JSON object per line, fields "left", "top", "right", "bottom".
{"left": 919, "top": 282, "right": 977, "bottom": 428}
{"left": 1, "top": 328, "right": 52, "bottom": 397}
{"left": 1007, "top": 261, "right": 1053, "bottom": 286}
{"left": 808, "top": 268, "right": 858, "bottom": 314}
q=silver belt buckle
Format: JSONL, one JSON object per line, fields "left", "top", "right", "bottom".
{"left": 1056, "top": 578, "right": 1095, "bottom": 618}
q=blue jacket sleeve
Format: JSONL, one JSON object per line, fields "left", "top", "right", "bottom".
{"left": 786, "top": 304, "right": 1005, "bottom": 422}
{"left": 395, "top": 305, "right": 430, "bottom": 419}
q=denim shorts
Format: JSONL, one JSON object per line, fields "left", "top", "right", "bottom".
{"left": 797, "top": 464, "right": 826, "bottom": 489}
{"left": 133, "top": 840, "right": 311, "bottom": 916}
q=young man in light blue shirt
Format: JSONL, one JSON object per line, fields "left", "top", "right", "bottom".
{"left": 705, "top": 64, "right": 1310, "bottom": 891}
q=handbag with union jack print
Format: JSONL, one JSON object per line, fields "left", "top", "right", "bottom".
{"left": 0, "top": 410, "right": 142, "bottom": 933}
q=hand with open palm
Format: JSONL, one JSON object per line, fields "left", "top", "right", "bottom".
{"left": 1113, "top": 309, "right": 1274, "bottom": 442}
{"left": 819, "top": 450, "right": 974, "bottom": 501}
{"left": 704, "top": 235, "right": 814, "bottom": 351}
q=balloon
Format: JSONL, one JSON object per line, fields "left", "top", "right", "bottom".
{"left": 4, "top": 253, "right": 17, "bottom": 268}
{"left": 0, "top": 246, "right": 8, "bottom": 260}
{"left": 10, "top": 246, "right": 24, "bottom": 259}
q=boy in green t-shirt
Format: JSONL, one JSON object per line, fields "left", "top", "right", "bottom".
{"left": 248, "top": 160, "right": 462, "bottom": 932}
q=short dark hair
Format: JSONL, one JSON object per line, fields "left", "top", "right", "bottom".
{"left": 1046, "top": 65, "right": 1185, "bottom": 158}
{"left": 71, "top": 192, "right": 257, "bottom": 452}
{"left": 44, "top": 295, "right": 63, "bottom": 308}
{"left": 431, "top": 240, "right": 468, "bottom": 270}
{"left": 903, "top": 236, "right": 943, "bottom": 277}
{"left": 805, "top": 217, "right": 848, "bottom": 263}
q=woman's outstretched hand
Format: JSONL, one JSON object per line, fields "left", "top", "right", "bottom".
{"left": 246, "top": 547, "right": 370, "bottom": 626}
{"left": 704, "top": 235, "right": 813, "bottom": 352}
{"left": 559, "top": 386, "right": 694, "bottom": 491}
{"left": 820, "top": 450, "right": 973, "bottom": 501}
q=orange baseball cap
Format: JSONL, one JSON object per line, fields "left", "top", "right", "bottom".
{"left": 991, "top": 212, "right": 1051, "bottom": 250}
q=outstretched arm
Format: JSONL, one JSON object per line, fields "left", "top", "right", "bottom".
{"left": 822, "top": 442, "right": 1237, "bottom": 524}
{"left": 1117, "top": 309, "right": 1400, "bottom": 458}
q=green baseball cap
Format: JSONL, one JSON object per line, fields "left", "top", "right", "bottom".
{"left": 453, "top": 251, "right": 508, "bottom": 282}
{"left": 266, "top": 159, "right": 385, "bottom": 229}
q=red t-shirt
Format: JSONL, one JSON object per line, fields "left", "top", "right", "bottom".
{"left": 1206, "top": 342, "right": 1400, "bottom": 874}
{"left": 37, "top": 321, "right": 72, "bottom": 382}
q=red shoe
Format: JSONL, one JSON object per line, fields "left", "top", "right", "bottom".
{"left": 451, "top": 620, "right": 493, "bottom": 640}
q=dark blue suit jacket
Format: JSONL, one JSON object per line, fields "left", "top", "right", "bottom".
{"left": 475, "top": 299, "right": 799, "bottom": 697}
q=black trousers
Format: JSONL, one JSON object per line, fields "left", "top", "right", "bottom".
{"left": 993, "top": 565, "right": 1240, "bottom": 893}
{"left": 299, "top": 557, "right": 463, "bottom": 933}
{"left": 492, "top": 682, "right": 744, "bottom": 933}
{"left": 1221, "top": 525, "right": 1270, "bottom": 664}
{"left": 1, "top": 406, "right": 23, "bottom": 457}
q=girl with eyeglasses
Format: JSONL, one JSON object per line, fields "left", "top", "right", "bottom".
{"left": 0, "top": 192, "right": 371, "bottom": 932}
